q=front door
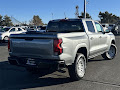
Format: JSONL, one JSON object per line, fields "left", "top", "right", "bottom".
{"left": 94, "top": 22, "right": 108, "bottom": 52}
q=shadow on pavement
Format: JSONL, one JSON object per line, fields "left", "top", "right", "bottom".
{"left": 0, "top": 42, "right": 7, "bottom": 46}
{"left": 88, "top": 55, "right": 111, "bottom": 62}
{"left": 0, "top": 61, "right": 72, "bottom": 90}
{"left": 89, "top": 59, "right": 111, "bottom": 62}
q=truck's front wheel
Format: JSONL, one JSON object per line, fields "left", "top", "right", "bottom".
{"left": 102, "top": 44, "right": 117, "bottom": 60}
{"left": 68, "top": 53, "right": 86, "bottom": 81}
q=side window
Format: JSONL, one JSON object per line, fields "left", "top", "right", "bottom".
{"left": 86, "top": 21, "right": 95, "bottom": 33}
{"left": 9, "top": 28, "right": 15, "bottom": 32}
{"left": 18, "top": 28, "right": 22, "bottom": 31}
{"left": 95, "top": 22, "right": 104, "bottom": 33}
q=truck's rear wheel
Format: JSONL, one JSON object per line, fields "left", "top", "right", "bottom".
{"left": 68, "top": 53, "right": 86, "bottom": 81}
{"left": 102, "top": 44, "right": 117, "bottom": 60}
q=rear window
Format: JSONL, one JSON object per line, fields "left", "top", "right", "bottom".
{"left": 18, "top": 28, "right": 22, "bottom": 31}
{"left": 41, "top": 26, "right": 46, "bottom": 30}
{"left": 47, "top": 20, "right": 84, "bottom": 32}
{"left": 0, "top": 28, "right": 10, "bottom": 32}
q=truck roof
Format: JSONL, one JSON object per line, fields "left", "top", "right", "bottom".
{"left": 50, "top": 18, "right": 92, "bottom": 22}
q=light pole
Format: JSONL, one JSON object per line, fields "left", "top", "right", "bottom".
{"left": 84, "top": 0, "right": 86, "bottom": 18}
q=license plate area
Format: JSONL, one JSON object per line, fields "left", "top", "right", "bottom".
{"left": 26, "top": 58, "right": 36, "bottom": 65}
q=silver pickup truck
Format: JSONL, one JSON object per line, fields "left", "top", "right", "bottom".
{"left": 8, "top": 18, "right": 117, "bottom": 80}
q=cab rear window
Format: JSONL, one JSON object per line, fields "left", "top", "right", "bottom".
{"left": 47, "top": 20, "right": 84, "bottom": 32}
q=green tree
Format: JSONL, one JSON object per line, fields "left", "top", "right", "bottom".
{"left": 2, "top": 15, "right": 13, "bottom": 26}
{"left": 0, "top": 15, "right": 2, "bottom": 25}
{"left": 32, "top": 15, "right": 43, "bottom": 26}
{"left": 78, "top": 12, "right": 92, "bottom": 18}
{"left": 99, "top": 11, "right": 120, "bottom": 24}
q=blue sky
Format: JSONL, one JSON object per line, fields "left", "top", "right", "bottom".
{"left": 0, "top": 0, "right": 120, "bottom": 24}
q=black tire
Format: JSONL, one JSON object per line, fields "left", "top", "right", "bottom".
{"left": 68, "top": 53, "right": 86, "bottom": 81}
{"left": 102, "top": 44, "right": 117, "bottom": 60}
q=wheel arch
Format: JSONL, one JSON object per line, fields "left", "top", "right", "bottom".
{"left": 73, "top": 43, "right": 88, "bottom": 63}
{"left": 77, "top": 47, "right": 87, "bottom": 60}
{"left": 111, "top": 40, "right": 115, "bottom": 44}
{"left": 3, "top": 36, "right": 9, "bottom": 39}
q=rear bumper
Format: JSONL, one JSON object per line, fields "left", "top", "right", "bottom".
{"left": 8, "top": 56, "right": 65, "bottom": 69}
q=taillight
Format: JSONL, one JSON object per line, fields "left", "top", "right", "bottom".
{"left": 8, "top": 38, "right": 10, "bottom": 51}
{"left": 54, "top": 39, "right": 62, "bottom": 55}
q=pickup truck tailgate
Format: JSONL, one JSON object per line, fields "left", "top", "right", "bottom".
{"left": 10, "top": 34, "right": 56, "bottom": 57}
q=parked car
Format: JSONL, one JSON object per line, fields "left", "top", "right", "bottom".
{"left": 108, "top": 24, "right": 115, "bottom": 30}
{"left": 28, "top": 26, "right": 37, "bottom": 30}
{"left": 8, "top": 18, "right": 117, "bottom": 80}
{"left": 102, "top": 24, "right": 109, "bottom": 31}
{"left": 27, "top": 26, "right": 46, "bottom": 32}
{"left": 0, "top": 27, "right": 26, "bottom": 42}
{"left": 111, "top": 25, "right": 119, "bottom": 34}
{"left": 37, "top": 25, "right": 46, "bottom": 32}
{"left": 102, "top": 24, "right": 119, "bottom": 34}
{"left": 20, "top": 26, "right": 28, "bottom": 30}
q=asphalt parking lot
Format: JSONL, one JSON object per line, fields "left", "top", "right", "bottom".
{"left": 0, "top": 35, "right": 120, "bottom": 90}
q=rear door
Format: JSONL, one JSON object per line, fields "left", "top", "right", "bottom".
{"left": 9, "top": 28, "right": 16, "bottom": 36}
{"left": 16, "top": 28, "right": 24, "bottom": 34}
{"left": 85, "top": 21, "right": 100, "bottom": 56}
